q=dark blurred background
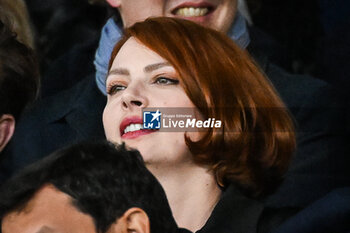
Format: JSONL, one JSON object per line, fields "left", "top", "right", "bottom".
{"left": 247, "top": 0, "right": 350, "bottom": 92}
{"left": 24, "top": 0, "right": 111, "bottom": 72}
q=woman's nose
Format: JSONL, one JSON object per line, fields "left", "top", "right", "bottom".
{"left": 121, "top": 83, "right": 148, "bottom": 109}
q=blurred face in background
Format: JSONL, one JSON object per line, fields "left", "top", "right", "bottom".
{"left": 106, "top": 0, "right": 237, "bottom": 33}
{"left": 1, "top": 185, "right": 96, "bottom": 233}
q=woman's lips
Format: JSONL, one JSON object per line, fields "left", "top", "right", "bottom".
{"left": 171, "top": 1, "right": 216, "bottom": 19}
{"left": 122, "top": 129, "right": 156, "bottom": 139}
{"left": 174, "top": 7, "right": 209, "bottom": 17}
{"left": 119, "top": 116, "right": 142, "bottom": 136}
{"left": 119, "top": 116, "right": 158, "bottom": 139}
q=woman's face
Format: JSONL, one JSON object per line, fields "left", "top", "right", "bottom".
{"left": 103, "top": 38, "right": 197, "bottom": 168}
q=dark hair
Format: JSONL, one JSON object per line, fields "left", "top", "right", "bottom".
{"left": 0, "top": 18, "right": 39, "bottom": 120}
{"left": 108, "top": 17, "right": 296, "bottom": 197}
{"left": 0, "top": 141, "right": 178, "bottom": 233}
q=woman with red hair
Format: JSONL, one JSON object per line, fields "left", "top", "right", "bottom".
{"left": 103, "top": 17, "right": 296, "bottom": 232}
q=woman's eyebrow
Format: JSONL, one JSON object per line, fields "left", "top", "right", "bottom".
{"left": 106, "top": 62, "right": 171, "bottom": 81}
{"left": 144, "top": 62, "right": 171, "bottom": 73}
{"left": 108, "top": 68, "right": 130, "bottom": 76}
{"left": 106, "top": 68, "right": 130, "bottom": 82}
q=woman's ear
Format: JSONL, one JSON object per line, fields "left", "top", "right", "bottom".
{"left": 0, "top": 114, "right": 15, "bottom": 152}
{"left": 107, "top": 207, "right": 150, "bottom": 233}
{"left": 106, "top": 0, "right": 121, "bottom": 8}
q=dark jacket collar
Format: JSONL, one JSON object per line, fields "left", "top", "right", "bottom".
{"left": 196, "top": 186, "right": 264, "bottom": 233}
{"left": 246, "top": 26, "right": 282, "bottom": 72}
{"left": 248, "top": 46, "right": 269, "bottom": 72}
{"left": 41, "top": 74, "right": 106, "bottom": 139}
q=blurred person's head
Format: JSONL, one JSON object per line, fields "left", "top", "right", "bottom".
{"left": 0, "top": 0, "right": 34, "bottom": 48}
{"left": 0, "top": 19, "right": 39, "bottom": 152}
{"left": 103, "top": 17, "right": 295, "bottom": 197}
{"left": 0, "top": 141, "right": 179, "bottom": 233}
{"left": 106, "top": 0, "right": 238, "bottom": 33}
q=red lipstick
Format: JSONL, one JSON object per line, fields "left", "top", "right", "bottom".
{"left": 119, "top": 116, "right": 156, "bottom": 139}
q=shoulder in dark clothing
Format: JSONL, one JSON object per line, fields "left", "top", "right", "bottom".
{"left": 197, "top": 185, "right": 299, "bottom": 233}
{"left": 0, "top": 75, "right": 106, "bottom": 182}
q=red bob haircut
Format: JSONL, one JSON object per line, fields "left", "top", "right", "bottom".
{"left": 108, "top": 17, "right": 296, "bottom": 197}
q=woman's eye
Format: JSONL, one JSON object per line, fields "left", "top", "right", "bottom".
{"left": 107, "top": 85, "right": 126, "bottom": 95}
{"left": 154, "top": 77, "right": 179, "bottom": 85}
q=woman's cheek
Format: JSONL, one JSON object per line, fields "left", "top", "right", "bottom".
{"left": 103, "top": 106, "right": 115, "bottom": 141}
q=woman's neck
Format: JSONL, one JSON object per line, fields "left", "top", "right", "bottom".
{"left": 148, "top": 163, "right": 222, "bottom": 232}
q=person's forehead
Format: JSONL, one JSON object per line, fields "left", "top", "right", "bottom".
{"left": 1, "top": 185, "right": 96, "bottom": 233}
{"left": 113, "top": 38, "right": 168, "bottom": 68}
{"left": 4, "top": 184, "right": 72, "bottom": 217}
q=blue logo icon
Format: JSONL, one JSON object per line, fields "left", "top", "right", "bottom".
{"left": 143, "top": 110, "right": 161, "bottom": 129}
